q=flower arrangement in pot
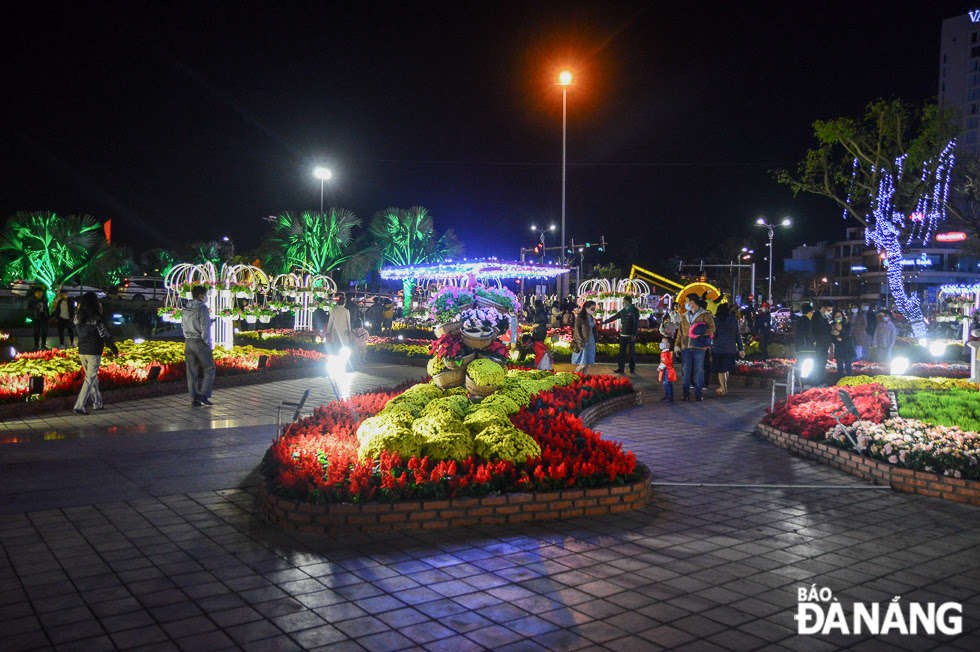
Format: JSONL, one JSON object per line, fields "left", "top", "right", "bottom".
{"left": 427, "top": 355, "right": 466, "bottom": 388}
{"left": 459, "top": 307, "right": 507, "bottom": 349}
{"left": 428, "top": 333, "right": 475, "bottom": 368}
{"left": 427, "top": 286, "right": 477, "bottom": 336}
{"left": 478, "top": 339, "right": 509, "bottom": 363}
{"left": 465, "top": 357, "right": 506, "bottom": 397}
{"left": 157, "top": 307, "right": 181, "bottom": 323}
{"left": 474, "top": 285, "right": 519, "bottom": 313}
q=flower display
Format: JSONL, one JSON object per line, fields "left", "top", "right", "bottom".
{"left": 466, "top": 358, "right": 505, "bottom": 386}
{"left": 735, "top": 358, "right": 970, "bottom": 380}
{"left": 426, "top": 286, "right": 477, "bottom": 324}
{"left": 460, "top": 307, "right": 507, "bottom": 333}
{"left": 473, "top": 424, "right": 541, "bottom": 462}
{"left": 426, "top": 356, "right": 448, "bottom": 377}
{"left": 474, "top": 285, "right": 519, "bottom": 313}
{"left": 428, "top": 333, "right": 469, "bottom": 362}
{"left": 0, "top": 339, "right": 327, "bottom": 403}
{"left": 828, "top": 418, "right": 980, "bottom": 481}
{"left": 263, "top": 372, "right": 638, "bottom": 503}
{"left": 763, "top": 383, "right": 892, "bottom": 439}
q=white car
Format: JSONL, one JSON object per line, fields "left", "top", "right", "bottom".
{"left": 10, "top": 281, "right": 106, "bottom": 298}
{"left": 118, "top": 277, "right": 168, "bottom": 301}
{"left": 771, "top": 308, "right": 793, "bottom": 321}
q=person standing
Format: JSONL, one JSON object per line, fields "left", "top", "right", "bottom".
{"left": 365, "top": 297, "right": 384, "bottom": 336}
{"left": 326, "top": 294, "right": 352, "bottom": 357}
{"left": 873, "top": 309, "right": 897, "bottom": 363}
{"left": 381, "top": 299, "right": 394, "bottom": 336}
{"left": 347, "top": 294, "right": 369, "bottom": 369}
{"left": 850, "top": 302, "right": 869, "bottom": 361}
{"left": 793, "top": 303, "right": 815, "bottom": 355}
{"left": 531, "top": 299, "right": 549, "bottom": 369}
{"left": 675, "top": 292, "right": 715, "bottom": 402}
{"left": 710, "top": 303, "right": 744, "bottom": 396}
{"left": 754, "top": 304, "right": 772, "bottom": 359}
{"left": 72, "top": 292, "right": 118, "bottom": 415}
{"left": 830, "top": 309, "right": 855, "bottom": 378}
{"left": 658, "top": 340, "right": 677, "bottom": 402}
{"left": 864, "top": 303, "right": 877, "bottom": 343}
{"left": 571, "top": 300, "right": 598, "bottom": 374}
{"left": 28, "top": 287, "right": 49, "bottom": 350}
{"left": 811, "top": 301, "right": 834, "bottom": 385}
{"left": 181, "top": 285, "right": 216, "bottom": 407}
{"left": 601, "top": 296, "right": 640, "bottom": 374}
{"left": 134, "top": 302, "right": 153, "bottom": 340}
{"left": 51, "top": 289, "right": 77, "bottom": 348}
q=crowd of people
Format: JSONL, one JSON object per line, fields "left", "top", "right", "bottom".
{"left": 792, "top": 301, "right": 896, "bottom": 386}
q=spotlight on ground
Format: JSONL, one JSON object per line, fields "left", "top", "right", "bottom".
{"left": 798, "top": 357, "right": 815, "bottom": 379}
{"left": 929, "top": 341, "right": 947, "bottom": 358}
{"left": 890, "top": 357, "right": 910, "bottom": 375}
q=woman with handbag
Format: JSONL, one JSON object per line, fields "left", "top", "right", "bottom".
{"left": 571, "top": 301, "right": 598, "bottom": 374}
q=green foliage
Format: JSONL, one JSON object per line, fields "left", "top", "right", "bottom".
{"left": 898, "top": 388, "right": 980, "bottom": 433}
{"left": 0, "top": 211, "right": 107, "bottom": 299}
{"left": 261, "top": 209, "right": 379, "bottom": 282}
{"left": 138, "top": 248, "right": 178, "bottom": 277}
{"left": 593, "top": 264, "right": 624, "bottom": 281}
{"left": 473, "top": 424, "right": 541, "bottom": 463}
{"left": 774, "top": 99, "right": 960, "bottom": 226}
{"left": 369, "top": 206, "right": 463, "bottom": 312}
{"left": 466, "top": 359, "right": 505, "bottom": 386}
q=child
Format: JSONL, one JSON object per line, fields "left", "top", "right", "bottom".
{"left": 658, "top": 340, "right": 677, "bottom": 402}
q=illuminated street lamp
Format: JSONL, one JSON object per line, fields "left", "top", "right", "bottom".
{"left": 314, "top": 167, "right": 332, "bottom": 217}
{"left": 531, "top": 224, "right": 556, "bottom": 263}
{"left": 557, "top": 71, "right": 573, "bottom": 266}
{"left": 755, "top": 217, "right": 792, "bottom": 306}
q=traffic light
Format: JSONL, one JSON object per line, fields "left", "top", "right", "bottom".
{"left": 598, "top": 236, "right": 606, "bottom": 252}
{"left": 533, "top": 244, "right": 543, "bottom": 254}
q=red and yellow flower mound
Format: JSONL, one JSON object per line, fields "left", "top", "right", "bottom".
{"left": 263, "top": 374, "right": 639, "bottom": 503}
{"left": 763, "top": 383, "right": 892, "bottom": 440}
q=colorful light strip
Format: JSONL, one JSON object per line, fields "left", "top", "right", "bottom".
{"left": 379, "top": 259, "right": 571, "bottom": 281}
{"left": 936, "top": 231, "right": 967, "bottom": 242}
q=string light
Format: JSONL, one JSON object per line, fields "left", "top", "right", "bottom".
{"left": 849, "top": 140, "right": 957, "bottom": 338}
{"left": 379, "top": 259, "right": 571, "bottom": 281}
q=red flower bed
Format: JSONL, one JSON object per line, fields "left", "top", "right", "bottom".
{"left": 762, "top": 383, "right": 891, "bottom": 440}
{"left": 263, "top": 375, "right": 639, "bottom": 503}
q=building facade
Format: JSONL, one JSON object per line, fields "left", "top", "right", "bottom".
{"left": 940, "top": 8, "right": 980, "bottom": 154}
{"left": 785, "top": 227, "right": 980, "bottom": 307}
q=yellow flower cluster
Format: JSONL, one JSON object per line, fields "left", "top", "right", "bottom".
{"left": 473, "top": 424, "right": 541, "bottom": 463}
{"left": 837, "top": 375, "right": 977, "bottom": 390}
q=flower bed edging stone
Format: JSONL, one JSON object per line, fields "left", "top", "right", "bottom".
{"left": 755, "top": 422, "right": 980, "bottom": 506}
{"left": 260, "top": 392, "right": 649, "bottom": 535}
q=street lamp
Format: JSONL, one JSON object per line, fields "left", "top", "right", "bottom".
{"left": 755, "top": 217, "right": 791, "bottom": 306}
{"left": 313, "top": 167, "right": 332, "bottom": 217}
{"left": 531, "top": 224, "right": 556, "bottom": 264}
{"left": 557, "top": 71, "right": 573, "bottom": 267}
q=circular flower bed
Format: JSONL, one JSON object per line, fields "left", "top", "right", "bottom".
{"left": 262, "top": 371, "right": 639, "bottom": 507}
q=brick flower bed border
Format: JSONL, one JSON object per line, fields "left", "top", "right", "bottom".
{"left": 260, "top": 392, "right": 649, "bottom": 535}
{"left": 755, "top": 422, "right": 980, "bottom": 506}
{"left": 0, "top": 365, "right": 324, "bottom": 420}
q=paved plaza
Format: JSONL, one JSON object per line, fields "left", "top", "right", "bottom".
{"left": 1, "top": 362, "right": 978, "bottom": 650}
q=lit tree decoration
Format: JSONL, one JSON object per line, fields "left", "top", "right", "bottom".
{"left": 853, "top": 141, "right": 956, "bottom": 338}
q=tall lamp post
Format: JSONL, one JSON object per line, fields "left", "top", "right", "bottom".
{"left": 314, "top": 167, "right": 332, "bottom": 217}
{"left": 557, "top": 71, "right": 573, "bottom": 268}
{"left": 755, "top": 217, "right": 791, "bottom": 306}
{"left": 531, "top": 224, "right": 556, "bottom": 264}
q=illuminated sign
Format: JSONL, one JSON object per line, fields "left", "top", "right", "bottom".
{"left": 936, "top": 231, "right": 967, "bottom": 242}
{"left": 851, "top": 265, "right": 867, "bottom": 272}
{"left": 883, "top": 253, "right": 934, "bottom": 268}
{"left": 971, "top": 9, "right": 980, "bottom": 22}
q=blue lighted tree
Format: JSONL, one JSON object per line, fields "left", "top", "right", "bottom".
{"left": 776, "top": 99, "right": 959, "bottom": 337}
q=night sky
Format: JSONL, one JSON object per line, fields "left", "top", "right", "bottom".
{"left": 0, "top": 1, "right": 973, "bottom": 275}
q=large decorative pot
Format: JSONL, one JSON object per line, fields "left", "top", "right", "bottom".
{"left": 432, "top": 367, "right": 466, "bottom": 389}
{"left": 461, "top": 328, "right": 496, "bottom": 350}
{"left": 434, "top": 321, "right": 463, "bottom": 338}
{"left": 465, "top": 376, "right": 498, "bottom": 398}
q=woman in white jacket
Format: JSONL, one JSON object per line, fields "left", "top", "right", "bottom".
{"left": 326, "top": 295, "right": 351, "bottom": 355}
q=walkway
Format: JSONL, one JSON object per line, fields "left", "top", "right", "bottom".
{"left": 1, "top": 363, "right": 978, "bottom": 650}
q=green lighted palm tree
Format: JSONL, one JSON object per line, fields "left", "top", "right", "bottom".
{"left": 261, "top": 209, "right": 379, "bottom": 281}
{"left": 0, "top": 211, "right": 106, "bottom": 300}
{"left": 368, "top": 206, "right": 463, "bottom": 313}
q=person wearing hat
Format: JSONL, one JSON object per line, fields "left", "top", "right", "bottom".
{"left": 365, "top": 297, "right": 384, "bottom": 336}
{"left": 674, "top": 292, "right": 715, "bottom": 401}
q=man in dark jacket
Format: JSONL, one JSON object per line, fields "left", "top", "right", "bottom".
{"left": 811, "top": 301, "right": 834, "bottom": 385}
{"left": 794, "top": 303, "right": 815, "bottom": 354}
{"left": 27, "top": 287, "right": 49, "bottom": 350}
{"left": 602, "top": 296, "right": 641, "bottom": 374}
{"left": 531, "top": 299, "right": 549, "bottom": 369}
{"left": 51, "top": 289, "right": 77, "bottom": 348}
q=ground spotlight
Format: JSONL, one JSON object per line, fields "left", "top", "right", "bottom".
{"left": 891, "top": 357, "right": 910, "bottom": 375}
{"left": 918, "top": 337, "right": 929, "bottom": 348}
{"left": 928, "top": 341, "right": 947, "bottom": 358}
{"left": 798, "top": 357, "right": 815, "bottom": 379}
{"left": 133, "top": 338, "right": 145, "bottom": 344}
